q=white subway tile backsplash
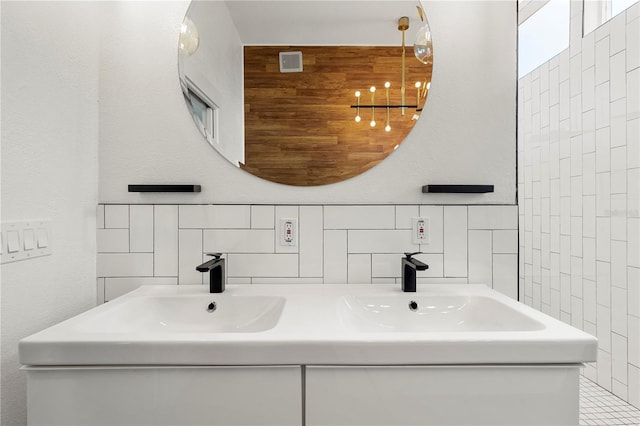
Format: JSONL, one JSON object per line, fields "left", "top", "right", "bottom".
{"left": 597, "top": 261, "right": 612, "bottom": 307}
{"left": 492, "top": 254, "right": 518, "bottom": 299}
{"left": 251, "top": 205, "right": 275, "bottom": 229}
{"left": 583, "top": 31, "right": 596, "bottom": 70}
{"left": 97, "top": 253, "right": 153, "bottom": 277}
{"left": 97, "top": 204, "right": 105, "bottom": 229}
{"left": 395, "top": 205, "right": 419, "bottom": 230}
{"left": 610, "top": 52, "right": 627, "bottom": 102}
{"left": 584, "top": 278, "right": 597, "bottom": 324}
{"left": 97, "top": 278, "right": 105, "bottom": 305}
{"left": 612, "top": 333, "right": 629, "bottom": 385}
{"left": 571, "top": 256, "right": 584, "bottom": 298}
{"left": 629, "top": 218, "right": 640, "bottom": 268}
{"left": 179, "top": 205, "right": 251, "bottom": 229}
{"left": 598, "top": 305, "right": 612, "bottom": 352}
{"left": 493, "top": 230, "right": 518, "bottom": 254}
{"left": 584, "top": 195, "right": 597, "bottom": 237}
{"left": 596, "top": 172, "right": 611, "bottom": 216}
{"left": 324, "top": 230, "right": 347, "bottom": 283}
{"left": 628, "top": 267, "right": 639, "bottom": 317}
{"left": 227, "top": 254, "right": 298, "bottom": 278}
{"left": 324, "top": 205, "right": 394, "bottom": 230}
{"left": 468, "top": 230, "right": 492, "bottom": 285}
{"left": 629, "top": 169, "right": 640, "bottom": 218}
{"left": 584, "top": 237, "right": 597, "bottom": 281}
{"left": 443, "top": 206, "right": 468, "bottom": 277}
{"left": 369, "top": 253, "right": 445, "bottom": 279}
{"left": 228, "top": 278, "right": 252, "bottom": 284}
{"left": 299, "top": 206, "right": 323, "bottom": 278}
{"left": 252, "top": 277, "right": 323, "bottom": 285}
{"left": 628, "top": 119, "right": 640, "bottom": 169}
{"left": 628, "top": 68, "right": 640, "bottom": 120}
{"left": 154, "top": 205, "right": 178, "bottom": 277}
{"left": 570, "top": 295, "right": 584, "bottom": 328}
{"left": 628, "top": 315, "right": 639, "bottom": 367}
{"left": 596, "top": 83, "right": 611, "bottom": 129}
{"left": 347, "top": 254, "right": 371, "bottom": 284}
{"left": 419, "top": 205, "right": 444, "bottom": 254}
{"left": 628, "top": 17, "right": 640, "bottom": 71}
{"left": 595, "top": 37, "right": 610, "bottom": 85}
{"left": 612, "top": 286, "right": 629, "bottom": 335}
{"left": 129, "top": 205, "right": 153, "bottom": 253}
{"left": 630, "top": 365, "right": 640, "bottom": 408}
{"left": 468, "top": 206, "right": 518, "bottom": 230}
{"left": 348, "top": 229, "right": 415, "bottom": 254}
{"left": 598, "top": 349, "right": 613, "bottom": 391}
{"left": 97, "top": 229, "right": 129, "bottom": 253}
{"left": 610, "top": 11, "right": 627, "bottom": 55}
{"left": 178, "top": 229, "right": 202, "bottom": 285}
{"left": 204, "top": 229, "right": 274, "bottom": 253}
{"left": 104, "top": 205, "right": 128, "bottom": 229}
{"left": 612, "top": 240, "right": 629, "bottom": 288}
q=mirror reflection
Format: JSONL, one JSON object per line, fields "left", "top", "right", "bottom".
{"left": 178, "top": 1, "right": 433, "bottom": 186}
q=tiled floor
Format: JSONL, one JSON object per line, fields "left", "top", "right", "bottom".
{"left": 581, "top": 376, "right": 640, "bottom": 425}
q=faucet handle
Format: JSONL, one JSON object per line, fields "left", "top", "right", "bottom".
{"left": 404, "top": 252, "right": 422, "bottom": 259}
{"left": 205, "top": 253, "right": 222, "bottom": 259}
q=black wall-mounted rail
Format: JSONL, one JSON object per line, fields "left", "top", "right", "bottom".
{"left": 128, "top": 185, "right": 201, "bottom": 193}
{"left": 423, "top": 185, "right": 494, "bottom": 193}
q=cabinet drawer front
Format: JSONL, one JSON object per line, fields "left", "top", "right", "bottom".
{"left": 26, "top": 366, "right": 302, "bottom": 426}
{"left": 306, "top": 365, "right": 579, "bottom": 426}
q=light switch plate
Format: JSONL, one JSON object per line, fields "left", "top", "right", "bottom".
{"left": 1, "top": 220, "right": 52, "bottom": 264}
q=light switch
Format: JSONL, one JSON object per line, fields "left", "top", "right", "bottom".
{"left": 7, "top": 231, "right": 20, "bottom": 253}
{"left": 37, "top": 227, "right": 49, "bottom": 248}
{"left": 23, "top": 228, "right": 35, "bottom": 250}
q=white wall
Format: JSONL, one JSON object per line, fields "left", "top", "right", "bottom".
{"left": 98, "top": 1, "right": 517, "bottom": 205}
{"left": 518, "top": 0, "right": 639, "bottom": 407}
{"left": 0, "top": 2, "right": 100, "bottom": 425}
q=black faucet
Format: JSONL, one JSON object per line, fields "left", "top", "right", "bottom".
{"left": 401, "top": 252, "right": 429, "bottom": 292}
{"left": 196, "top": 253, "right": 225, "bottom": 293}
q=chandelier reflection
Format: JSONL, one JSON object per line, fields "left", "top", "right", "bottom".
{"left": 351, "top": 12, "right": 432, "bottom": 132}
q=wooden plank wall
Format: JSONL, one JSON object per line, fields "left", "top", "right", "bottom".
{"left": 243, "top": 46, "right": 432, "bottom": 186}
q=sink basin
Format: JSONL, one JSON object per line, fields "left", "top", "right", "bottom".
{"left": 338, "top": 295, "right": 545, "bottom": 332}
{"left": 73, "top": 295, "right": 285, "bottom": 333}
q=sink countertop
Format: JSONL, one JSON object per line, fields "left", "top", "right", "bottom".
{"left": 19, "top": 284, "right": 597, "bottom": 366}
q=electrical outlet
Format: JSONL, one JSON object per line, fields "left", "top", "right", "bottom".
{"left": 280, "top": 218, "right": 297, "bottom": 246}
{"left": 412, "top": 217, "right": 429, "bottom": 245}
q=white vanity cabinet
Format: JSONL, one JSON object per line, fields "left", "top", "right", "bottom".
{"left": 24, "top": 365, "right": 301, "bottom": 426}
{"left": 305, "top": 365, "right": 580, "bottom": 426}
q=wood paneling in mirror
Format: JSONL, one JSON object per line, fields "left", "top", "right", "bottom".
{"left": 243, "top": 46, "right": 431, "bottom": 186}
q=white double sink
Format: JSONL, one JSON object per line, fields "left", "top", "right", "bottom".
{"left": 19, "top": 284, "right": 596, "bottom": 367}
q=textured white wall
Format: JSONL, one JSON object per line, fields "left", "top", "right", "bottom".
{"left": 0, "top": 2, "right": 99, "bottom": 425}
{"left": 98, "top": 1, "right": 517, "bottom": 205}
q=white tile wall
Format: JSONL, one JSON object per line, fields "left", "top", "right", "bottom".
{"left": 98, "top": 204, "right": 518, "bottom": 299}
{"left": 518, "top": 1, "right": 640, "bottom": 408}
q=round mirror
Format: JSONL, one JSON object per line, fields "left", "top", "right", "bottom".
{"left": 178, "top": 1, "right": 433, "bottom": 186}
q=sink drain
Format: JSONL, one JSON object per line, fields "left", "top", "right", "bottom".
{"left": 207, "top": 302, "right": 217, "bottom": 313}
{"left": 408, "top": 301, "right": 418, "bottom": 311}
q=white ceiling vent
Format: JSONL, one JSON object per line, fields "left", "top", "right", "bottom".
{"left": 279, "top": 51, "right": 303, "bottom": 73}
